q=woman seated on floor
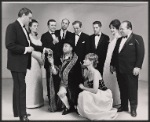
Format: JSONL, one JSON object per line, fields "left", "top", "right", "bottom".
{"left": 77, "top": 53, "right": 118, "bottom": 120}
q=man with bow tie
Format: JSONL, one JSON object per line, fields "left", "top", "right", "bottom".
{"left": 110, "top": 20, "right": 145, "bottom": 117}
{"left": 89, "top": 21, "right": 110, "bottom": 76}
{"left": 5, "top": 7, "right": 51, "bottom": 121}
{"left": 41, "top": 19, "right": 61, "bottom": 112}
{"left": 72, "top": 20, "right": 90, "bottom": 63}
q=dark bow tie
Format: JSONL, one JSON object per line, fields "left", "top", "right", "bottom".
{"left": 123, "top": 36, "right": 127, "bottom": 38}
{"left": 51, "top": 33, "right": 55, "bottom": 35}
{"left": 23, "top": 25, "right": 25, "bottom": 28}
{"left": 95, "top": 34, "right": 100, "bottom": 36}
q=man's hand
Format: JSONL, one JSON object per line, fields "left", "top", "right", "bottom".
{"left": 53, "top": 37, "right": 59, "bottom": 45}
{"left": 44, "top": 48, "right": 53, "bottom": 54}
{"left": 26, "top": 46, "right": 34, "bottom": 53}
{"left": 110, "top": 65, "right": 116, "bottom": 74}
{"left": 79, "top": 83, "right": 84, "bottom": 89}
{"left": 133, "top": 67, "right": 140, "bottom": 76}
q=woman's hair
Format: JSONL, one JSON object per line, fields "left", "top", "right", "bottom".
{"left": 28, "top": 19, "right": 38, "bottom": 34}
{"left": 109, "top": 19, "right": 121, "bottom": 30}
{"left": 85, "top": 53, "right": 99, "bottom": 68}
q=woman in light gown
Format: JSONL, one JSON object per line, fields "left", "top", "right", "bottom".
{"left": 77, "top": 53, "right": 118, "bottom": 120}
{"left": 103, "top": 19, "right": 121, "bottom": 106}
{"left": 25, "top": 19, "right": 44, "bottom": 108}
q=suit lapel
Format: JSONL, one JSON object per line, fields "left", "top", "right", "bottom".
{"left": 16, "top": 21, "right": 29, "bottom": 46}
{"left": 96, "top": 33, "right": 104, "bottom": 49}
{"left": 76, "top": 33, "right": 82, "bottom": 46}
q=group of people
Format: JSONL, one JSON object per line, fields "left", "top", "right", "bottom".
{"left": 5, "top": 7, "right": 145, "bottom": 121}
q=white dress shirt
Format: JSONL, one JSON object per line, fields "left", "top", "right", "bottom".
{"left": 75, "top": 32, "right": 81, "bottom": 46}
{"left": 60, "top": 29, "right": 67, "bottom": 39}
{"left": 119, "top": 32, "right": 132, "bottom": 53}
{"left": 49, "top": 31, "right": 56, "bottom": 40}
{"left": 95, "top": 32, "right": 101, "bottom": 49}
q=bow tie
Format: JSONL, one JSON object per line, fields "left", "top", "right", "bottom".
{"left": 75, "top": 34, "right": 79, "bottom": 36}
{"left": 23, "top": 25, "right": 25, "bottom": 28}
{"left": 51, "top": 33, "right": 55, "bottom": 35}
{"left": 123, "top": 36, "right": 127, "bottom": 38}
{"left": 95, "top": 34, "right": 100, "bottom": 36}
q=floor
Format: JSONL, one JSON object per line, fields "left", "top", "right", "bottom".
{"left": 1, "top": 78, "right": 148, "bottom": 121}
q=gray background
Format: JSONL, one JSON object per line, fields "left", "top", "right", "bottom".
{"left": 2, "top": 2, "right": 148, "bottom": 81}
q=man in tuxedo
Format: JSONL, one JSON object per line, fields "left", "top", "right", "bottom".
{"left": 90, "top": 21, "right": 109, "bottom": 76}
{"left": 55, "top": 18, "right": 72, "bottom": 41}
{"left": 72, "top": 20, "right": 90, "bottom": 63}
{"left": 110, "top": 20, "right": 145, "bottom": 117}
{"left": 5, "top": 8, "right": 50, "bottom": 121}
{"left": 41, "top": 19, "right": 61, "bottom": 111}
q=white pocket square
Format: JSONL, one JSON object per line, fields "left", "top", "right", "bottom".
{"left": 129, "top": 43, "right": 133, "bottom": 45}
{"left": 82, "top": 41, "right": 85, "bottom": 43}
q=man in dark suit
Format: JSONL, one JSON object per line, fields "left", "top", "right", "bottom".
{"left": 110, "top": 20, "right": 145, "bottom": 117}
{"left": 90, "top": 21, "right": 109, "bottom": 76}
{"left": 72, "top": 20, "right": 90, "bottom": 63}
{"left": 5, "top": 8, "right": 50, "bottom": 121}
{"left": 41, "top": 19, "right": 61, "bottom": 112}
{"left": 55, "top": 18, "right": 72, "bottom": 46}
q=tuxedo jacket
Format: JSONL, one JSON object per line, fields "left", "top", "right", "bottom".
{"left": 5, "top": 20, "right": 43, "bottom": 72}
{"left": 72, "top": 32, "right": 90, "bottom": 62}
{"left": 55, "top": 29, "right": 73, "bottom": 41}
{"left": 89, "top": 33, "right": 109, "bottom": 69}
{"left": 41, "top": 31, "right": 61, "bottom": 69}
{"left": 110, "top": 33, "right": 145, "bottom": 74}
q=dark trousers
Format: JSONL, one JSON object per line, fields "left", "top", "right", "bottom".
{"left": 116, "top": 72, "right": 138, "bottom": 110}
{"left": 11, "top": 71, "right": 26, "bottom": 117}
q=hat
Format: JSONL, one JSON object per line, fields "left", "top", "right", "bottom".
{"left": 63, "top": 38, "right": 75, "bottom": 50}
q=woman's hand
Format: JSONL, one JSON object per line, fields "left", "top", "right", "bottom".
{"left": 79, "top": 83, "right": 84, "bottom": 89}
{"left": 38, "top": 58, "right": 44, "bottom": 66}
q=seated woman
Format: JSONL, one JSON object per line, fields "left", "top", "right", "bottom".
{"left": 77, "top": 53, "right": 118, "bottom": 120}
{"left": 48, "top": 39, "right": 83, "bottom": 115}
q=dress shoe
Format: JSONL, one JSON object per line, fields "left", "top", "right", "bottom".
{"left": 62, "top": 107, "right": 71, "bottom": 115}
{"left": 20, "top": 115, "right": 29, "bottom": 121}
{"left": 131, "top": 109, "right": 137, "bottom": 117}
{"left": 117, "top": 106, "right": 129, "bottom": 112}
{"left": 26, "top": 113, "right": 31, "bottom": 117}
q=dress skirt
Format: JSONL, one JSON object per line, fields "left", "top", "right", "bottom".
{"left": 77, "top": 89, "right": 118, "bottom": 120}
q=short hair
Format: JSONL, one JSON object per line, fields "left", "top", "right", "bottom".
{"left": 93, "top": 21, "right": 102, "bottom": 27}
{"left": 47, "top": 19, "right": 56, "bottom": 26}
{"left": 72, "top": 20, "right": 82, "bottom": 28}
{"left": 28, "top": 19, "right": 38, "bottom": 33}
{"left": 18, "top": 7, "right": 32, "bottom": 17}
{"left": 122, "top": 20, "right": 132, "bottom": 30}
{"left": 62, "top": 18, "right": 70, "bottom": 25}
{"left": 85, "top": 53, "right": 99, "bottom": 68}
{"left": 109, "top": 19, "right": 121, "bottom": 30}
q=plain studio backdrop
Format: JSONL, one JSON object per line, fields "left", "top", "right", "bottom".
{"left": 1, "top": 2, "right": 148, "bottom": 82}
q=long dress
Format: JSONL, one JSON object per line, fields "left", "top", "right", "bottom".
{"left": 103, "top": 35, "right": 121, "bottom": 106}
{"left": 25, "top": 34, "right": 44, "bottom": 108}
{"left": 77, "top": 80, "right": 118, "bottom": 120}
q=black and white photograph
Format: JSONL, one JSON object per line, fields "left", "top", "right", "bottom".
{"left": 1, "top": 1, "right": 148, "bottom": 121}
